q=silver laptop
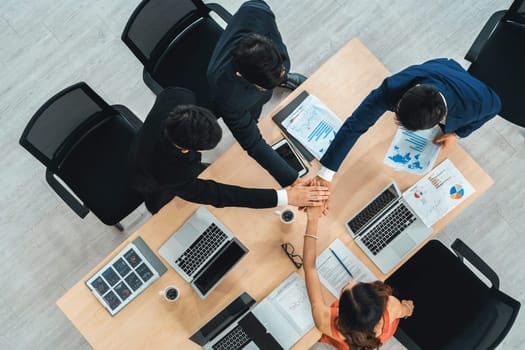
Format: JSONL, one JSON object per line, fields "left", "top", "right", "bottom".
{"left": 346, "top": 182, "right": 433, "bottom": 273}
{"left": 159, "top": 206, "right": 248, "bottom": 298}
{"left": 191, "top": 292, "right": 300, "bottom": 350}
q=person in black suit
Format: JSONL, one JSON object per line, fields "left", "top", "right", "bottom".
{"left": 128, "top": 87, "right": 328, "bottom": 214}
{"left": 207, "top": 0, "right": 307, "bottom": 188}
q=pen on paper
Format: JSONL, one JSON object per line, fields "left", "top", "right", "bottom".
{"left": 289, "top": 109, "right": 302, "bottom": 124}
{"left": 329, "top": 248, "right": 354, "bottom": 278}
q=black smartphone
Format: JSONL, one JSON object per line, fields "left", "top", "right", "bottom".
{"left": 272, "top": 138, "right": 308, "bottom": 177}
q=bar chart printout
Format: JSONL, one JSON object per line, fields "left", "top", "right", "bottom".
{"left": 282, "top": 94, "right": 342, "bottom": 160}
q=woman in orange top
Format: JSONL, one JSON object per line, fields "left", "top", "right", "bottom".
{"left": 303, "top": 191, "right": 415, "bottom": 350}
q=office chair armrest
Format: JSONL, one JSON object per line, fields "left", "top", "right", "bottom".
{"left": 465, "top": 10, "right": 506, "bottom": 62}
{"left": 112, "top": 104, "right": 143, "bottom": 131}
{"left": 46, "top": 169, "right": 90, "bottom": 218}
{"left": 142, "top": 69, "right": 164, "bottom": 95}
{"left": 207, "top": 3, "right": 233, "bottom": 23}
{"left": 451, "top": 239, "right": 500, "bottom": 290}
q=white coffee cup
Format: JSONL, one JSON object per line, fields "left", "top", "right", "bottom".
{"left": 159, "top": 285, "right": 180, "bottom": 302}
{"left": 274, "top": 208, "right": 295, "bottom": 224}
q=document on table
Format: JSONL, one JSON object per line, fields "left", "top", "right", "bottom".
{"left": 85, "top": 237, "right": 166, "bottom": 316}
{"left": 253, "top": 272, "right": 313, "bottom": 349}
{"left": 281, "top": 94, "right": 342, "bottom": 160}
{"left": 316, "top": 239, "right": 376, "bottom": 298}
{"left": 384, "top": 126, "right": 442, "bottom": 175}
{"left": 402, "top": 158, "right": 475, "bottom": 226}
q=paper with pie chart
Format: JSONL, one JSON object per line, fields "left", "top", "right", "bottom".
{"left": 402, "top": 159, "right": 475, "bottom": 226}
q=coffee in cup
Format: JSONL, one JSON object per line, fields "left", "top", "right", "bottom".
{"left": 274, "top": 208, "right": 295, "bottom": 224}
{"left": 159, "top": 286, "right": 180, "bottom": 302}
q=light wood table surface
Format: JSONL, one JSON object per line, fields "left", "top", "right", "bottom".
{"left": 57, "top": 38, "right": 493, "bottom": 350}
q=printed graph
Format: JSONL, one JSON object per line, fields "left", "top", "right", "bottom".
{"left": 449, "top": 185, "right": 465, "bottom": 199}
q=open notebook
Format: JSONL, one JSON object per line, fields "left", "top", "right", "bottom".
{"left": 191, "top": 272, "right": 314, "bottom": 350}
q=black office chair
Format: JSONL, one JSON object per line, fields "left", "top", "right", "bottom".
{"left": 385, "top": 239, "right": 520, "bottom": 350}
{"left": 465, "top": 0, "right": 525, "bottom": 127}
{"left": 19, "top": 82, "right": 144, "bottom": 230}
{"left": 121, "top": 0, "right": 232, "bottom": 109}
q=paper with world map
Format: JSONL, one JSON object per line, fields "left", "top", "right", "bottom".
{"left": 384, "top": 126, "right": 442, "bottom": 175}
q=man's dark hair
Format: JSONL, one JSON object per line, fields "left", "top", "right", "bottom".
{"left": 232, "top": 33, "right": 283, "bottom": 89}
{"left": 162, "top": 105, "right": 222, "bottom": 151}
{"left": 395, "top": 85, "right": 446, "bottom": 131}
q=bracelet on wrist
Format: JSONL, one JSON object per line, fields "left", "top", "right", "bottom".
{"left": 304, "top": 234, "right": 318, "bottom": 240}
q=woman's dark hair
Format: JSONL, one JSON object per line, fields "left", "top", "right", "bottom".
{"left": 395, "top": 85, "right": 446, "bottom": 131}
{"left": 336, "top": 281, "right": 393, "bottom": 350}
{"left": 232, "top": 33, "right": 283, "bottom": 89}
{"left": 162, "top": 105, "right": 222, "bottom": 151}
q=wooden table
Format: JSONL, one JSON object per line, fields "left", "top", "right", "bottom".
{"left": 57, "top": 38, "right": 493, "bottom": 350}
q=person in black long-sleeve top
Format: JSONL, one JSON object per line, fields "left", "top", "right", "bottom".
{"left": 128, "top": 87, "right": 328, "bottom": 214}
{"left": 207, "top": 0, "right": 307, "bottom": 187}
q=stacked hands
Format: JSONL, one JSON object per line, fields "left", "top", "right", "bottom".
{"left": 286, "top": 176, "right": 332, "bottom": 214}
{"left": 290, "top": 176, "right": 414, "bottom": 340}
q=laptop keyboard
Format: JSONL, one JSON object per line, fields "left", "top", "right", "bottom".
{"left": 212, "top": 325, "right": 251, "bottom": 350}
{"left": 347, "top": 187, "right": 397, "bottom": 233}
{"left": 361, "top": 204, "right": 417, "bottom": 255}
{"left": 175, "top": 223, "right": 228, "bottom": 276}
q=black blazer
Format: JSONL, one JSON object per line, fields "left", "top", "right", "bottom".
{"left": 128, "top": 87, "right": 277, "bottom": 214}
{"left": 207, "top": 0, "right": 297, "bottom": 187}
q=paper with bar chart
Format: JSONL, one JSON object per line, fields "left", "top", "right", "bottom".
{"left": 402, "top": 159, "right": 475, "bottom": 226}
{"left": 282, "top": 94, "right": 342, "bottom": 160}
{"left": 384, "top": 126, "right": 442, "bottom": 174}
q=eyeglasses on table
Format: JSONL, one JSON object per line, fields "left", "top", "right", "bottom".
{"left": 281, "top": 242, "right": 303, "bottom": 269}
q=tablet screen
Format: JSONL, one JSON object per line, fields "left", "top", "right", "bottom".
{"left": 274, "top": 140, "right": 307, "bottom": 176}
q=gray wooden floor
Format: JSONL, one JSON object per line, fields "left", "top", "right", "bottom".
{"left": 1, "top": 0, "right": 523, "bottom": 349}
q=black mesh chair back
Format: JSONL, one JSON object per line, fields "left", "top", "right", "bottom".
{"left": 121, "top": 0, "right": 231, "bottom": 108}
{"left": 466, "top": 0, "right": 525, "bottom": 127}
{"left": 386, "top": 240, "right": 520, "bottom": 350}
{"left": 121, "top": 0, "right": 207, "bottom": 69}
{"left": 20, "top": 84, "right": 111, "bottom": 172}
{"left": 20, "top": 83, "right": 144, "bottom": 228}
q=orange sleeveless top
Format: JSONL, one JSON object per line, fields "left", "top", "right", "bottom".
{"left": 318, "top": 300, "right": 399, "bottom": 350}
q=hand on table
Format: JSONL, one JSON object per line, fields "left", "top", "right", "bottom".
{"left": 286, "top": 180, "right": 330, "bottom": 208}
{"left": 433, "top": 132, "right": 457, "bottom": 150}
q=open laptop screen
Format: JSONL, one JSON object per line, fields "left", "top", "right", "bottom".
{"left": 193, "top": 238, "right": 248, "bottom": 296}
{"left": 190, "top": 292, "right": 255, "bottom": 346}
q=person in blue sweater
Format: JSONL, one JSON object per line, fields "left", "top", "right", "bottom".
{"left": 316, "top": 58, "right": 501, "bottom": 185}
